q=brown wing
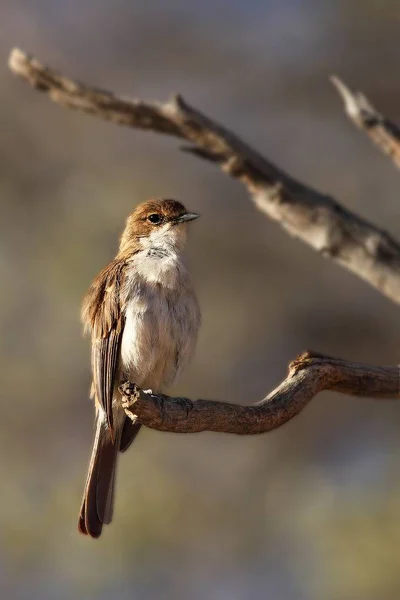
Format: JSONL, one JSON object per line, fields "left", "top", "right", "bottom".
{"left": 82, "top": 259, "right": 126, "bottom": 437}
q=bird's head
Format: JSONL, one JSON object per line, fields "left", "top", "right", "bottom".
{"left": 119, "top": 198, "right": 200, "bottom": 256}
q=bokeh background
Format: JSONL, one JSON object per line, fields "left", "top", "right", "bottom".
{"left": 1, "top": 1, "right": 400, "bottom": 598}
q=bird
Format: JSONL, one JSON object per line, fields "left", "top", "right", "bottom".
{"left": 78, "top": 198, "right": 201, "bottom": 538}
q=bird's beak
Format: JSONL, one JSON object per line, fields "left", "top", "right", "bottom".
{"left": 175, "top": 212, "right": 200, "bottom": 223}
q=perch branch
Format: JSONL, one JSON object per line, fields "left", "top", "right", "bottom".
{"left": 332, "top": 76, "right": 400, "bottom": 171}
{"left": 119, "top": 352, "right": 399, "bottom": 434}
{"left": 8, "top": 48, "right": 400, "bottom": 305}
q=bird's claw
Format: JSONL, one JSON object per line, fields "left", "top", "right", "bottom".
{"left": 119, "top": 381, "right": 140, "bottom": 409}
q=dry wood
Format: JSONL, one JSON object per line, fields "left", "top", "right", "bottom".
{"left": 8, "top": 47, "right": 400, "bottom": 305}
{"left": 7, "top": 49, "right": 400, "bottom": 436}
{"left": 332, "top": 76, "right": 400, "bottom": 171}
{"left": 119, "top": 352, "right": 399, "bottom": 434}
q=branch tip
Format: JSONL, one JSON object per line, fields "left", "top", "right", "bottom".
{"left": 8, "top": 47, "right": 27, "bottom": 73}
{"left": 331, "top": 75, "right": 361, "bottom": 119}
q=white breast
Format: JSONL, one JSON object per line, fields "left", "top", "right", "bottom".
{"left": 120, "top": 245, "right": 200, "bottom": 393}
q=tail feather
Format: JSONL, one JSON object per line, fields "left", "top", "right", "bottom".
{"left": 78, "top": 414, "right": 119, "bottom": 538}
{"left": 119, "top": 417, "right": 142, "bottom": 453}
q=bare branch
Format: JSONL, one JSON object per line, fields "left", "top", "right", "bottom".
{"left": 332, "top": 75, "right": 400, "bottom": 170}
{"left": 8, "top": 48, "right": 400, "bottom": 305}
{"left": 119, "top": 352, "right": 399, "bottom": 434}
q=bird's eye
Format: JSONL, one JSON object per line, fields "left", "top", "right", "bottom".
{"left": 148, "top": 213, "right": 161, "bottom": 224}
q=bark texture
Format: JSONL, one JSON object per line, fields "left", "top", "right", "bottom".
{"left": 119, "top": 353, "right": 399, "bottom": 434}
{"left": 8, "top": 49, "right": 400, "bottom": 436}
{"left": 8, "top": 47, "right": 400, "bottom": 305}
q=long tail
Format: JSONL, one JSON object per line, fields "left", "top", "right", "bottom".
{"left": 78, "top": 413, "right": 119, "bottom": 538}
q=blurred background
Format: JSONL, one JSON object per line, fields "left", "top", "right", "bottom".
{"left": 1, "top": 1, "right": 400, "bottom": 598}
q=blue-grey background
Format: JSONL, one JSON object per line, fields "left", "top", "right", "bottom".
{"left": 1, "top": 1, "right": 400, "bottom": 598}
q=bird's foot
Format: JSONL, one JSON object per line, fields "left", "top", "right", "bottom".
{"left": 119, "top": 381, "right": 140, "bottom": 410}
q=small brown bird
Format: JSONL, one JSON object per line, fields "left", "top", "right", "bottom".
{"left": 78, "top": 198, "right": 201, "bottom": 538}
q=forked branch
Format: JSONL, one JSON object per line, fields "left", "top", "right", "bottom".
{"left": 119, "top": 352, "right": 399, "bottom": 434}
{"left": 8, "top": 48, "right": 400, "bottom": 305}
